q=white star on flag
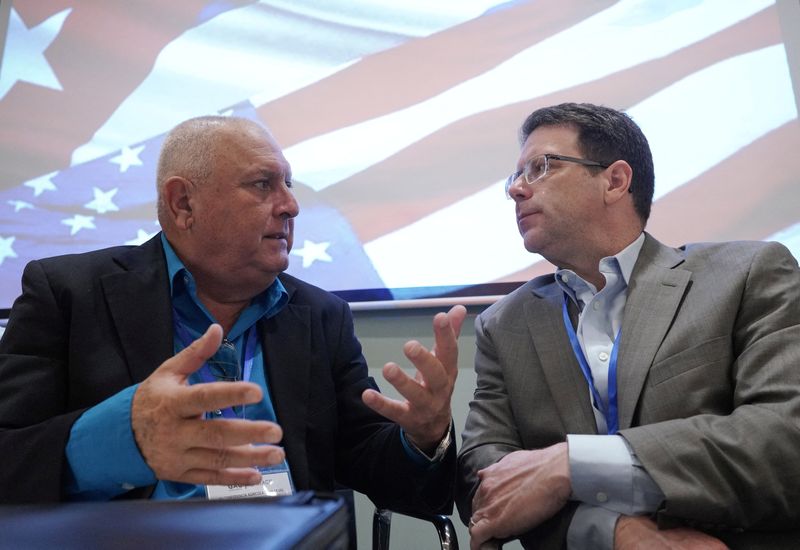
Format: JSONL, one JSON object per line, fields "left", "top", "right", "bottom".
{"left": 85, "top": 187, "right": 120, "bottom": 214}
{"left": 125, "top": 229, "right": 157, "bottom": 246}
{"left": 61, "top": 214, "right": 96, "bottom": 235}
{"left": 0, "top": 236, "right": 18, "bottom": 266}
{"left": 110, "top": 145, "right": 145, "bottom": 173}
{"left": 24, "top": 172, "right": 58, "bottom": 197}
{"left": 0, "top": 8, "right": 71, "bottom": 100}
{"left": 291, "top": 240, "right": 333, "bottom": 268}
{"left": 7, "top": 200, "right": 34, "bottom": 212}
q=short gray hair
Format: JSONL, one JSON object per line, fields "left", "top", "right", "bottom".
{"left": 155, "top": 116, "right": 264, "bottom": 221}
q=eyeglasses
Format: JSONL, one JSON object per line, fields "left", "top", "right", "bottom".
{"left": 505, "top": 154, "right": 610, "bottom": 199}
{"left": 206, "top": 339, "right": 241, "bottom": 382}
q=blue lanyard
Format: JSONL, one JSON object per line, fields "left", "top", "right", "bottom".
{"left": 172, "top": 309, "right": 258, "bottom": 419}
{"left": 561, "top": 294, "right": 621, "bottom": 434}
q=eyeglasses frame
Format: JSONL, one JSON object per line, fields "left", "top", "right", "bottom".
{"left": 505, "top": 153, "right": 613, "bottom": 198}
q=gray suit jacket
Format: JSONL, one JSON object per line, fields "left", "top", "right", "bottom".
{"left": 457, "top": 234, "right": 800, "bottom": 549}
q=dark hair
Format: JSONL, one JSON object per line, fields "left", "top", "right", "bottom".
{"left": 520, "top": 103, "right": 655, "bottom": 224}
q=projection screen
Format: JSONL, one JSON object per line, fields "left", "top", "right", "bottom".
{"left": 1, "top": 0, "right": 798, "bottom": 312}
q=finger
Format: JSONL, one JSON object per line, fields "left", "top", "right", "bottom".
{"left": 469, "top": 518, "right": 493, "bottom": 550}
{"left": 177, "top": 380, "right": 264, "bottom": 418}
{"left": 182, "top": 443, "right": 286, "bottom": 471}
{"left": 180, "top": 417, "right": 284, "bottom": 449}
{"left": 402, "top": 341, "right": 451, "bottom": 396}
{"left": 447, "top": 304, "right": 468, "bottom": 338}
{"left": 361, "top": 388, "right": 410, "bottom": 424}
{"left": 161, "top": 323, "right": 224, "bottom": 378}
{"left": 179, "top": 467, "right": 263, "bottom": 487}
{"left": 431, "top": 307, "right": 466, "bottom": 377}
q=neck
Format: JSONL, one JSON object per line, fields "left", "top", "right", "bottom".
{"left": 560, "top": 230, "right": 642, "bottom": 291}
{"left": 196, "top": 291, "right": 250, "bottom": 335}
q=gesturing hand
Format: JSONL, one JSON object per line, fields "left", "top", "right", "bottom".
{"left": 362, "top": 305, "right": 467, "bottom": 453}
{"left": 131, "top": 323, "right": 285, "bottom": 486}
{"left": 469, "top": 443, "right": 572, "bottom": 550}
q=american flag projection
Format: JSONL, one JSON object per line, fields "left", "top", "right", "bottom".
{"left": 1, "top": 0, "right": 798, "bottom": 310}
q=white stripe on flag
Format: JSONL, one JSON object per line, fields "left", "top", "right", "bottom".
{"left": 285, "top": 0, "right": 773, "bottom": 191}
{"left": 363, "top": 45, "right": 796, "bottom": 288}
{"left": 364, "top": 180, "right": 537, "bottom": 288}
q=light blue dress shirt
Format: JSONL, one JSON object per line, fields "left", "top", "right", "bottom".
{"left": 554, "top": 234, "right": 665, "bottom": 549}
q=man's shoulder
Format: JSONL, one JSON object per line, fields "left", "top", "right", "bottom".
{"left": 480, "top": 273, "right": 558, "bottom": 321}
{"left": 35, "top": 244, "right": 136, "bottom": 267}
{"left": 677, "top": 239, "right": 796, "bottom": 269}
{"left": 30, "top": 236, "right": 162, "bottom": 278}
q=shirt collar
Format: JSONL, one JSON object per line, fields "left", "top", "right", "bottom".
{"left": 555, "top": 232, "right": 645, "bottom": 297}
{"left": 613, "top": 232, "right": 646, "bottom": 287}
{"left": 160, "top": 233, "right": 288, "bottom": 340}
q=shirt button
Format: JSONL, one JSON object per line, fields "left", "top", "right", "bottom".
{"left": 596, "top": 492, "right": 608, "bottom": 503}
{"left": 561, "top": 274, "right": 570, "bottom": 283}
{"left": 592, "top": 301, "right": 601, "bottom": 310}
{"left": 598, "top": 351, "right": 609, "bottom": 362}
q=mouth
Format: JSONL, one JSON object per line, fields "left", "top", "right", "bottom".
{"left": 264, "top": 231, "right": 288, "bottom": 240}
{"left": 516, "top": 210, "right": 540, "bottom": 224}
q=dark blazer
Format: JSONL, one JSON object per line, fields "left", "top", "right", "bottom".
{"left": 0, "top": 235, "right": 454, "bottom": 512}
{"left": 457, "top": 234, "right": 800, "bottom": 549}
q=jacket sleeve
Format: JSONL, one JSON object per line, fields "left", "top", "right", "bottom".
{"left": 0, "top": 260, "right": 83, "bottom": 503}
{"left": 329, "top": 298, "right": 456, "bottom": 515}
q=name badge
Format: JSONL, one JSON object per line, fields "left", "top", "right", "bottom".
{"left": 206, "top": 463, "right": 294, "bottom": 500}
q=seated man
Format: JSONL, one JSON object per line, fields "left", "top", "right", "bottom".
{"left": 457, "top": 102, "right": 800, "bottom": 549}
{"left": 0, "top": 116, "right": 466, "bottom": 517}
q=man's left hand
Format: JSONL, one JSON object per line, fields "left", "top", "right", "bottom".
{"left": 469, "top": 443, "right": 571, "bottom": 550}
{"left": 362, "top": 305, "right": 467, "bottom": 453}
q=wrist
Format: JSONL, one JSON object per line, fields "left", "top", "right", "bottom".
{"left": 406, "top": 419, "right": 453, "bottom": 462}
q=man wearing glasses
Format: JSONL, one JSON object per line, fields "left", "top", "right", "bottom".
{"left": 0, "top": 116, "right": 466, "bottom": 518}
{"left": 457, "top": 103, "right": 800, "bottom": 549}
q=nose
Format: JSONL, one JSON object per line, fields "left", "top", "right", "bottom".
{"left": 277, "top": 182, "right": 300, "bottom": 219}
{"left": 508, "top": 174, "right": 533, "bottom": 203}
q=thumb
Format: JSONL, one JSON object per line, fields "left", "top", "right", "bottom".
{"left": 161, "top": 323, "right": 223, "bottom": 378}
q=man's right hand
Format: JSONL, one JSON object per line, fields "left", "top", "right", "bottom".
{"left": 131, "top": 323, "right": 285, "bottom": 486}
{"left": 615, "top": 515, "right": 729, "bottom": 550}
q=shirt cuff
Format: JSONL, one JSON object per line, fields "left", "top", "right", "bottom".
{"left": 568, "top": 434, "right": 635, "bottom": 513}
{"left": 568, "top": 434, "right": 665, "bottom": 515}
{"left": 400, "top": 420, "right": 452, "bottom": 468}
{"left": 65, "top": 384, "right": 156, "bottom": 499}
{"left": 567, "top": 503, "right": 620, "bottom": 550}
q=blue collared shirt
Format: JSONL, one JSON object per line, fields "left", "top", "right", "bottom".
{"left": 64, "top": 235, "right": 287, "bottom": 500}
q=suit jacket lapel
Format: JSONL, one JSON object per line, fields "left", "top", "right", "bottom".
{"left": 527, "top": 281, "right": 598, "bottom": 434}
{"left": 101, "top": 235, "right": 173, "bottom": 384}
{"left": 617, "top": 234, "right": 691, "bottom": 429}
{"left": 261, "top": 279, "right": 311, "bottom": 490}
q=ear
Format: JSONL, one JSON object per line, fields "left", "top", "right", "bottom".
{"left": 603, "top": 160, "right": 633, "bottom": 205}
{"left": 162, "top": 176, "right": 195, "bottom": 230}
